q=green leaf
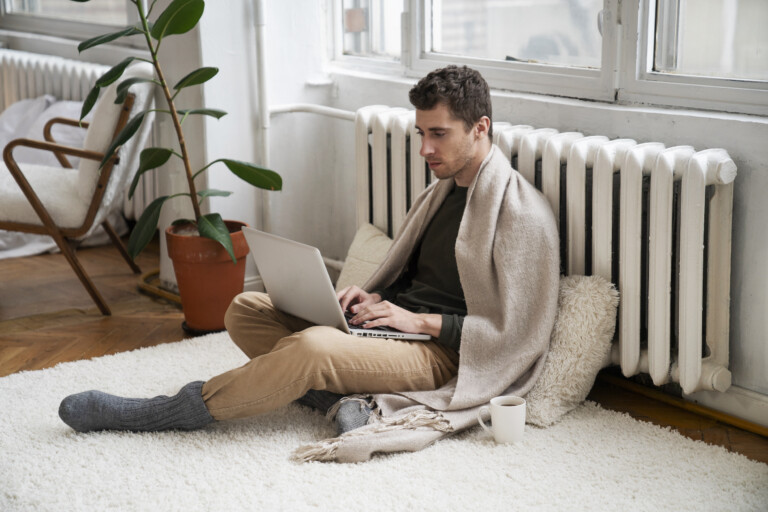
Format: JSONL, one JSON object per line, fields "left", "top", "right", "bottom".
{"left": 127, "top": 195, "right": 170, "bottom": 260}
{"left": 173, "top": 67, "right": 218, "bottom": 90}
{"left": 129, "top": 148, "right": 173, "bottom": 199}
{"left": 197, "top": 213, "right": 236, "bottom": 263}
{"left": 96, "top": 57, "right": 135, "bottom": 88}
{"left": 171, "top": 218, "right": 195, "bottom": 226}
{"left": 115, "top": 77, "right": 156, "bottom": 104}
{"left": 197, "top": 189, "right": 232, "bottom": 199}
{"left": 80, "top": 85, "right": 100, "bottom": 121}
{"left": 221, "top": 159, "right": 282, "bottom": 191}
{"left": 78, "top": 26, "right": 143, "bottom": 53}
{"left": 150, "top": 0, "right": 204, "bottom": 41}
{"left": 100, "top": 111, "right": 146, "bottom": 168}
{"left": 177, "top": 108, "right": 227, "bottom": 120}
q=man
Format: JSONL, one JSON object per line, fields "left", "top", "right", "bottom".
{"left": 59, "top": 67, "right": 560, "bottom": 459}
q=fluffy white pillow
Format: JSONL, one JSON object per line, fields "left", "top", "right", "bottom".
{"left": 14, "top": 100, "right": 91, "bottom": 168}
{"left": 335, "top": 223, "right": 393, "bottom": 291}
{"left": 0, "top": 95, "right": 55, "bottom": 155}
{"left": 525, "top": 275, "right": 619, "bottom": 427}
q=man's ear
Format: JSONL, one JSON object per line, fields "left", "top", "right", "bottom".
{"left": 475, "top": 116, "right": 491, "bottom": 140}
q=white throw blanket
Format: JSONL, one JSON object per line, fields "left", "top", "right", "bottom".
{"left": 294, "top": 145, "right": 561, "bottom": 462}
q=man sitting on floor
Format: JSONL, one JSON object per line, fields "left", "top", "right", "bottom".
{"left": 58, "top": 66, "right": 560, "bottom": 455}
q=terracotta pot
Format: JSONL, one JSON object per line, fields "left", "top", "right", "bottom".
{"left": 165, "top": 220, "right": 249, "bottom": 332}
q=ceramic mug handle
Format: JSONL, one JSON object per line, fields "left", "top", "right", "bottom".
{"left": 477, "top": 405, "right": 492, "bottom": 434}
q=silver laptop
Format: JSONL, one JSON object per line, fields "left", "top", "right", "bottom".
{"left": 242, "top": 227, "right": 431, "bottom": 341}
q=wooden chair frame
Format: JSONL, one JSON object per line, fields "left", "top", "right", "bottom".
{"left": 0, "top": 94, "right": 140, "bottom": 315}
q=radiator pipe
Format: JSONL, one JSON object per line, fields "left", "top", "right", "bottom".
{"left": 254, "top": 0, "right": 271, "bottom": 232}
{"left": 269, "top": 104, "right": 356, "bottom": 122}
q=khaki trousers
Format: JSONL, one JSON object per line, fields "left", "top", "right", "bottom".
{"left": 201, "top": 292, "right": 460, "bottom": 421}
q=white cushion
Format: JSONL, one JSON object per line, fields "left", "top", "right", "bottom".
{"left": 78, "top": 62, "right": 156, "bottom": 218}
{"left": 0, "top": 161, "right": 88, "bottom": 228}
{"left": 525, "top": 275, "right": 619, "bottom": 427}
{"left": 335, "top": 223, "right": 393, "bottom": 291}
{"left": 14, "top": 100, "right": 92, "bottom": 168}
{"left": 0, "top": 95, "right": 55, "bottom": 153}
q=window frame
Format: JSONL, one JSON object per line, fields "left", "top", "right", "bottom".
{"left": 0, "top": 0, "right": 145, "bottom": 50}
{"left": 618, "top": 0, "right": 768, "bottom": 116}
{"left": 330, "top": 0, "right": 405, "bottom": 75}
{"left": 405, "top": 0, "right": 619, "bottom": 102}
{"left": 330, "top": 0, "right": 768, "bottom": 116}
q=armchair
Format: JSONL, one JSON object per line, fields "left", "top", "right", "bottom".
{"left": 0, "top": 63, "right": 156, "bottom": 315}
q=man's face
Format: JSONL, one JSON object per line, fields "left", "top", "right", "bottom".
{"left": 415, "top": 103, "right": 487, "bottom": 187}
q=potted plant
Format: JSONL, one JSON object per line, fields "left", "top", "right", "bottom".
{"left": 73, "top": 0, "right": 282, "bottom": 332}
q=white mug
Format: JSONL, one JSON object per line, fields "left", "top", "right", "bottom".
{"left": 477, "top": 395, "right": 526, "bottom": 444}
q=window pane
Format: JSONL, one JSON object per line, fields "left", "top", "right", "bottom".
{"left": 655, "top": 0, "right": 768, "bottom": 80}
{"left": 342, "top": 0, "right": 402, "bottom": 60}
{"left": 8, "top": 0, "right": 129, "bottom": 26}
{"left": 431, "top": 0, "right": 603, "bottom": 69}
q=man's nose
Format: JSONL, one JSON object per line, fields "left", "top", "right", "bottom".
{"left": 419, "top": 138, "right": 432, "bottom": 157}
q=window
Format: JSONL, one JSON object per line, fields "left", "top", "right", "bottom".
{"left": 430, "top": 0, "right": 604, "bottom": 70}
{"left": 0, "top": 0, "right": 140, "bottom": 45}
{"left": 622, "top": 0, "right": 768, "bottom": 115}
{"left": 6, "top": 0, "right": 130, "bottom": 26}
{"left": 341, "top": 0, "right": 403, "bottom": 60}
{"left": 654, "top": 0, "right": 768, "bottom": 81}
{"left": 332, "top": 0, "right": 768, "bottom": 115}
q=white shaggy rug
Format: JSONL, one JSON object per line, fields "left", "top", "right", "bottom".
{"left": 1, "top": 333, "right": 766, "bottom": 512}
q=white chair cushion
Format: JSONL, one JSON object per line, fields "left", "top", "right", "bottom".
{"left": 0, "top": 161, "right": 88, "bottom": 228}
{"left": 78, "top": 62, "right": 155, "bottom": 218}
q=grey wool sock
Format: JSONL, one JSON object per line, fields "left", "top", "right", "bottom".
{"left": 335, "top": 399, "right": 374, "bottom": 435}
{"left": 295, "top": 389, "right": 345, "bottom": 413}
{"left": 58, "top": 381, "right": 214, "bottom": 433}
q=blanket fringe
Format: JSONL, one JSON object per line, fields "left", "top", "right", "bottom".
{"left": 365, "top": 409, "right": 453, "bottom": 433}
{"left": 290, "top": 438, "right": 341, "bottom": 463}
{"left": 292, "top": 408, "right": 453, "bottom": 462}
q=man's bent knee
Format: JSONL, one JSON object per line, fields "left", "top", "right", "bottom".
{"left": 284, "top": 326, "right": 342, "bottom": 358}
{"left": 224, "top": 292, "right": 271, "bottom": 332}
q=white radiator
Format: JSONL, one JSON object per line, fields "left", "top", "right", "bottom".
{"left": 0, "top": 48, "right": 158, "bottom": 219}
{"left": 354, "top": 105, "right": 737, "bottom": 395}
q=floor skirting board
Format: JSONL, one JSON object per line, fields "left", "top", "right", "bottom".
{"left": 598, "top": 373, "right": 768, "bottom": 437}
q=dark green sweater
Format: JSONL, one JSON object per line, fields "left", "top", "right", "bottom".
{"left": 376, "top": 185, "right": 468, "bottom": 351}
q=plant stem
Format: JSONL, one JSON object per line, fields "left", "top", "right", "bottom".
{"left": 136, "top": 1, "right": 202, "bottom": 221}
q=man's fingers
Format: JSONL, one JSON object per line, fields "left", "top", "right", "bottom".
{"left": 338, "top": 285, "right": 368, "bottom": 313}
{"left": 336, "top": 286, "right": 351, "bottom": 300}
{"left": 350, "top": 301, "right": 398, "bottom": 326}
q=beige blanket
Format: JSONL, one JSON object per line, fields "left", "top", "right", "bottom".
{"left": 294, "top": 145, "right": 560, "bottom": 463}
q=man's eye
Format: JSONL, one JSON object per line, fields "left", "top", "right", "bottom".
{"left": 434, "top": 132, "right": 445, "bottom": 137}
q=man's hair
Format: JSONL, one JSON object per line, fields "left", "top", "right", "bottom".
{"left": 409, "top": 65, "right": 493, "bottom": 140}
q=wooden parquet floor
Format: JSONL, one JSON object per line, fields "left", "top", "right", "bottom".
{"left": 0, "top": 238, "right": 185, "bottom": 376}
{"left": 1, "top": 239, "right": 767, "bottom": 465}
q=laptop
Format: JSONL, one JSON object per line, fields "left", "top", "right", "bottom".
{"left": 242, "top": 227, "right": 432, "bottom": 341}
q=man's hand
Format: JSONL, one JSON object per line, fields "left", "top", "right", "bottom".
{"left": 337, "top": 285, "right": 382, "bottom": 314}
{"left": 338, "top": 286, "right": 442, "bottom": 337}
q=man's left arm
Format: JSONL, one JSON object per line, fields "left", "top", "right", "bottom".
{"left": 437, "top": 314, "right": 463, "bottom": 351}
